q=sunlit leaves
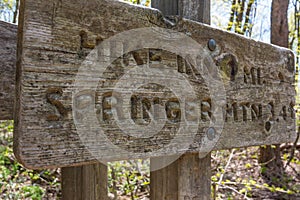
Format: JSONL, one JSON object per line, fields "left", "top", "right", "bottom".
{"left": 123, "top": 0, "right": 150, "bottom": 7}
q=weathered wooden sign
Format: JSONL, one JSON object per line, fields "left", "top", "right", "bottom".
{"left": 0, "top": 21, "right": 16, "bottom": 120}
{"left": 14, "top": 0, "right": 296, "bottom": 169}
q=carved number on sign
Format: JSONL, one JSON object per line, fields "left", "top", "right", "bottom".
{"left": 46, "top": 88, "right": 68, "bottom": 121}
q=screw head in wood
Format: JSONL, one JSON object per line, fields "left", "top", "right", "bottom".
{"left": 208, "top": 39, "right": 216, "bottom": 51}
{"left": 206, "top": 127, "right": 216, "bottom": 140}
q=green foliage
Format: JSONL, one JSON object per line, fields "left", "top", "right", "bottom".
{"left": 0, "top": 121, "right": 60, "bottom": 199}
{"left": 21, "top": 185, "right": 44, "bottom": 200}
{"left": 0, "top": 0, "right": 14, "bottom": 11}
{"left": 108, "top": 160, "right": 150, "bottom": 199}
{"left": 211, "top": 147, "right": 300, "bottom": 200}
{"left": 123, "top": 0, "right": 150, "bottom": 7}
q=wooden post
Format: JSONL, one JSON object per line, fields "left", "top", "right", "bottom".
{"left": 150, "top": 154, "right": 211, "bottom": 200}
{"left": 150, "top": 0, "right": 212, "bottom": 199}
{"left": 178, "top": 0, "right": 210, "bottom": 24}
{"left": 61, "top": 163, "right": 108, "bottom": 200}
{"left": 151, "top": 0, "right": 210, "bottom": 24}
{"left": 151, "top": 0, "right": 179, "bottom": 16}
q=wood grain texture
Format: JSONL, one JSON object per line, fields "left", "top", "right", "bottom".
{"left": 151, "top": 0, "right": 179, "bottom": 16}
{"left": 150, "top": 157, "right": 179, "bottom": 199}
{"left": 15, "top": 0, "right": 296, "bottom": 169}
{"left": 61, "top": 162, "right": 108, "bottom": 200}
{"left": 150, "top": 2, "right": 211, "bottom": 199}
{"left": 151, "top": 0, "right": 210, "bottom": 23}
{"left": 177, "top": 153, "right": 211, "bottom": 200}
{"left": 0, "top": 21, "right": 17, "bottom": 120}
{"left": 150, "top": 153, "right": 211, "bottom": 200}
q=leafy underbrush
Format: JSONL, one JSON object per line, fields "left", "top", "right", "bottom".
{"left": 0, "top": 121, "right": 60, "bottom": 200}
{"left": 108, "top": 160, "right": 150, "bottom": 199}
{"left": 211, "top": 147, "right": 300, "bottom": 200}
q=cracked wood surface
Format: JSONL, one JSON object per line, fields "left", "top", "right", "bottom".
{"left": 12, "top": 0, "right": 296, "bottom": 169}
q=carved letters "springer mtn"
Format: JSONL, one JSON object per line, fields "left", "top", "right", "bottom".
{"left": 14, "top": 0, "right": 296, "bottom": 169}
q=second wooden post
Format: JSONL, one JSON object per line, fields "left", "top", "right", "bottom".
{"left": 150, "top": 0, "right": 212, "bottom": 199}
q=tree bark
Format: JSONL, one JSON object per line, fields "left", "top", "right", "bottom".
{"left": 270, "top": 0, "right": 289, "bottom": 47}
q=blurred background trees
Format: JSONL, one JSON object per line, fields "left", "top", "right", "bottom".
{"left": 0, "top": 0, "right": 18, "bottom": 23}
{"left": 226, "top": 0, "right": 257, "bottom": 36}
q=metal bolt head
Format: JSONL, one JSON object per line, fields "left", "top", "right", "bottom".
{"left": 208, "top": 39, "right": 216, "bottom": 51}
{"left": 206, "top": 127, "right": 216, "bottom": 141}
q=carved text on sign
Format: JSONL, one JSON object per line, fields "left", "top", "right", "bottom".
{"left": 15, "top": 0, "right": 295, "bottom": 168}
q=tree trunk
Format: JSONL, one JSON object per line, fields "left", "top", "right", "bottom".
{"left": 270, "top": 0, "right": 289, "bottom": 47}
{"left": 13, "top": 0, "right": 19, "bottom": 24}
{"left": 258, "top": 0, "right": 289, "bottom": 175}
